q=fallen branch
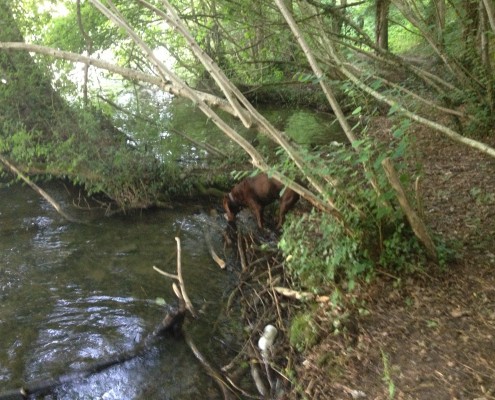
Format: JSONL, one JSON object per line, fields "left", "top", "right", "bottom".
{"left": 237, "top": 232, "right": 248, "bottom": 273}
{"left": 166, "top": 235, "right": 249, "bottom": 399}
{"left": 250, "top": 358, "right": 268, "bottom": 396}
{"left": 0, "top": 155, "right": 85, "bottom": 224}
{"left": 153, "top": 266, "right": 178, "bottom": 280}
{"left": 175, "top": 237, "right": 197, "bottom": 316}
{"left": 153, "top": 240, "right": 197, "bottom": 316}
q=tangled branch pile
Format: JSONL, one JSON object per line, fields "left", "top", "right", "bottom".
{"left": 216, "top": 226, "right": 315, "bottom": 399}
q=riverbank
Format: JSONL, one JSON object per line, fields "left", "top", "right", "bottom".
{"left": 290, "top": 123, "right": 495, "bottom": 398}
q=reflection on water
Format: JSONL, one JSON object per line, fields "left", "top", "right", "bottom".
{"left": 0, "top": 183, "right": 229, "bottom": 399}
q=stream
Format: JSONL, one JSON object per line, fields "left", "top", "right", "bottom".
{"left": 0, "top": 96, "right": 346, "bottom": 398}
{"left": 0, "top": 182, "right": 231, "bottom": 399}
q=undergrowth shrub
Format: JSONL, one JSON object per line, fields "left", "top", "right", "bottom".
{"left": 279, "top": 210, "right": 372, "bottom": 291}
{"left": 278, "top": 124, "right": 428, "bottom": 294}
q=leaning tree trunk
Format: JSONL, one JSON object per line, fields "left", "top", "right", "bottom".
{"left": 0, "top": 0, "right": 115, "bottom": 142}
{"left": 0, "top": 0, "right": 69, "bottom": 134}
{"left": 479, "top": 0, "right": 494, "bottom": 112}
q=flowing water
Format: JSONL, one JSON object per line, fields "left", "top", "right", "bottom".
{"left": 0, "top": 182, "right": 231, "bottom": 399}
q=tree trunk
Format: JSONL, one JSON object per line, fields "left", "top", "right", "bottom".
{"left": 462, "top": 0, "right": 479, "bottom": 49}
{"left": 435, "top": 0, "right": 446, "bottom": 48}
{"left": 375, "top": 0, "right": 390, "bottom": 51}
{"left": 482, "top": 0, "right": 495, "bottom": 34}
{"left": 479, "top": 0, "right": 494, "bottom": 111}
{"left": 382, "top": 158, "right": 437, "bottom": 262}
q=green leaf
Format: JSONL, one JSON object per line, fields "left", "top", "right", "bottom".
{"left": 155, "top": 297, "right": 167, "bottom": 306}
{"left": 388, "top": 103, "right": 400, "bottom": 116}
{"left": 352, "top": 106, "right": 362, "bottom": 115}
{"left": 351, "top": 139, "right": 365, "bottom": 149}
{"left": 392, "top": 119, "right": 411, "bottom": 138}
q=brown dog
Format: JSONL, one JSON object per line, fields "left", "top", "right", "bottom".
{"left": 223, "top": 173, "right": 299, "bottom": 229}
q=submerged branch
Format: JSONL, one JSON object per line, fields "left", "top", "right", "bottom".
{"left": 174, "top": 237, "right": 197, "bottom": 317}
{"left": 202, "top": 225, "right": 227, "bottom": 269}
{"left": 0, "top": 303, "right": 186, "bottom": 400}
{"left": 185, "top": 334, "right": 236, "bottom": 400}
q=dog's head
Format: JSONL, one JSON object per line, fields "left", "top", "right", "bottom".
{"left": 223, "top": 193, "right": 241, "bottom": 223}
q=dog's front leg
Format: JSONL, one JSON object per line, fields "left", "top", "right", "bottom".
{"left": 248, "top": 200, "right": 264, "bottom": 229}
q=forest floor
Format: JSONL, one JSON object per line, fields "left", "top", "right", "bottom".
{"left": 295, "top": 121, "right": 495, "bottom": 399}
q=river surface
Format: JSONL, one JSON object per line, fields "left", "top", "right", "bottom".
{"left": 0, "top": 182, "right": 232, "bottom": 399}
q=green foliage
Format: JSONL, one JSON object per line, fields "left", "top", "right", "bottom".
{"left": 1, "top": 1, "right": 469, "bottom": 269}
{"left": 469, "top": 186, "right": 495, "bottom": 205}
{"left": 1, "top": 106, "right": 186, "bottom": 210}
{"left": 279, "top": 123, "right": 427, "bottom": 292}
{"left": 279, "top": 210, "right": 372, "bottom": 290}
{"left": 43, "top": 2, "right": 118, "bottom": 52}
{"left": 0, "top": 122, "right": 49, "bottom": 164}
{"left": 464, "top": 102, "right": 494, "bottom": 137}
{"left": 379, "top": 222, "right": 423, "bottom": 272}
{"left": 387, "top": 7, "right": 423, "bottom": 53}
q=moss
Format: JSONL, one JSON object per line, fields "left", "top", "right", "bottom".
{"left": 289, "top": 312, "right": 319, "bottom": 352}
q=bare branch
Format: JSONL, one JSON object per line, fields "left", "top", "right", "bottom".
{"left": 174, "top": 237, "right": 196, "bottom": 317}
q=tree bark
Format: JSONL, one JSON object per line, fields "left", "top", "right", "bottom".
{"left": 479, "top": 0, "right": 494, "bottom": 111}
{"left": 435, "top": 0, "right": 446, "bottom": 48}
{"left": 462, "top": 0, "right": 479, "bottom": 47}
{"left": 375, "top": 0, "right": 390, "bottom": 51}
{"left": 482, "top": 0, "right": 495, "bottom": 34}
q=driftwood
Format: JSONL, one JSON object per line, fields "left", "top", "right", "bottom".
{"left": 161, "top": 237, "right": 239, "bottom": 400}
{"left": 167, "top": 237, "right": 193, "bottom": 317}
{"left": 185, "top": 334, "right": 236, "bottom": 400}
{"left": 237, "top": 230, "right": 248, "bottom": 273}
{"left": 250, "top": 358, "right": 268, "bottom": 396}
{"left": 382, "top": 158, "right": 438, "bottom": 261}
